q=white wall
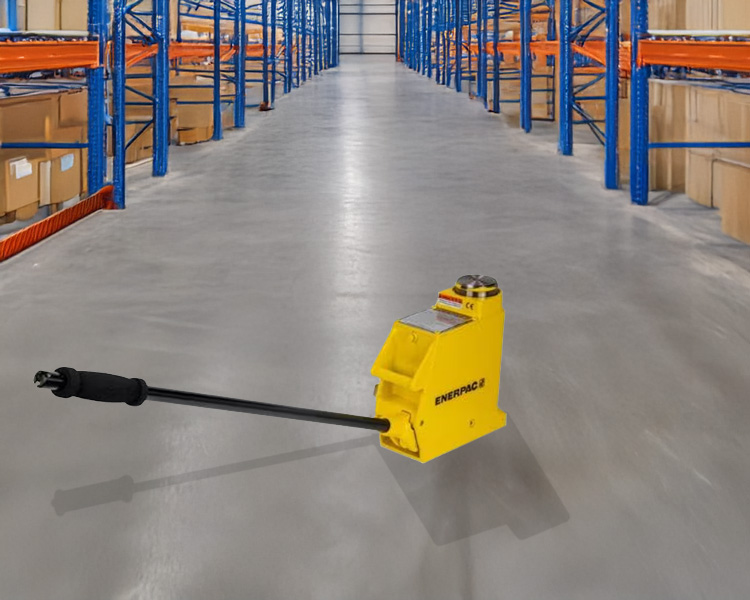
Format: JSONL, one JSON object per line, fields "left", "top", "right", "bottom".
{"left": 339, "top": 0, "right": 396, "bottom": 54}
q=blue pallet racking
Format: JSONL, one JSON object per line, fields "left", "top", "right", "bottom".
{"left": 112, "top": 0, "right": 171, "bottom": 211}
{"left": 399, "top": 0, "right": 556, "bottom": 132}
{"left": 1, "top": 0, "right": 107, "bottom": 198}
{"left": 628, "top": 5, "right": 750, "bottom": 205}
{"left": 399, "top": 0, "right": 750, "bottom": 207}
{"left": 1, "top": 0, "right": 337, "bottom": 258}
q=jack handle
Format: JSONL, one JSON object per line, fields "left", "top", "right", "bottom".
{"left": 35, "top": 368, "right": 391, "bottom": 433}
{"left": 35, "top": 368, "right": 148, "bottom": 406}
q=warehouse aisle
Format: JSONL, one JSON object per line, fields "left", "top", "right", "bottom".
{"left": 2, "top": 56, "right": 750, "bottom": 600}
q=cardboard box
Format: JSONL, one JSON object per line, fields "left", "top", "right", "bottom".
{"left": 108, "top": 122, "right": 149, "bottom": 163}
{"left": 132, "top": 120, "right": 154, "bottom": 152}
{"left": 122, "top": 99, "right": 178, "bottom": 120}
{"left": 686, "top": 151, "right": 716, "bottom": 208}
{"left": 486, "top": 65, "right": 556, "bottom": 122}
{"left": 81, "top": 147, "right": 88, "bottom": 195}
{"left": 174, "top": 103, "right": 214, "bottom": 130}
{"left": 25, "top": 0, "right": 59, "bottom": 30}
{"left": 221, "top": 105, "right": 234, "bottom": 130}
{"left": 718, "top": 0, "right": 750, "bottom": 30}
{"left": 58, "top": 89, "right": 88, "bottom": 128}
{"left": 686, "top": 0, "right": 718, "bottom": 29}
{"left": 56, "top": 124, "right": 85, "bottom": 144}
{"left": 649, "top": 0, "right": 687, "bottom": 29}
{"left": 34, "top": 149, "right": 82, "bottom": 205}
{"left": 0, "top": 95, "right": 57, "bottom": 143}
{"left": 38, "top": 159, "right": 52, "bottom": 207}
{"left": 14, "top": 201, "right": 39, "bottom": 222}
{"left": 648, "top": 81, "right": 689, "bottom": 192}
{"left": 49, "top": 149, "right": 83, "bottom": 203}
{"left": 0, "top": 151, "right": 40, "bottom": 215}
{"left": 43, "top": 141, "right": 88, "bottom": 201}
{"left": 177, "top": 126, "right": 212, "bottom": 145}
{"left": 0, "top": 97, "right": 86, "bottom": 210}
{"left": 59, "top": 0, "right": 87, "bottom": 30}
{"left": 14, "top": 0, "right": 28, "bottom": 31}
{"left": 124, "top": 76, "right": 154, "bottom": 104}
{"left": 720, "top": 92, "right": 750, "bottom": 165}
{"left": 25, "top": 142, "right": 85, "bottom": 206}
{"left": 136, "top": 145, "right": 153, "bottom": 162}
{"left": 171, "top": 76, "right": 215, "bottom": 129}
{"left": 685, "top": 0, "right": 750, "bottom": 31}
{"left": 25, "top": 0, "right": 87, "bottom": 30}
{"left": 715, "top": 160, "right": 750, "bottom": 244}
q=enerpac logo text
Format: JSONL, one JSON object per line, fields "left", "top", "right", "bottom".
{"left": 435, "top": 378, "right": 486, "bottom": 406}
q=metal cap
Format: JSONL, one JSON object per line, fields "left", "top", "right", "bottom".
{"left": 453, "top": 275, "right": 500, "bottom": 298}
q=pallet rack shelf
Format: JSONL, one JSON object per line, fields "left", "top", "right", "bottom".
{"left": 1, "top": 0, "right": 337, "bottom": 261}
{"left": 400, "top": 0, "right": 556, "bottom": 130}
{"left": 399, "top": 0, "right": 750, "bottom": 208}
{"left": 0, "top": 0, "right": 108, "bottom": 210}
{"left": 0, "top": 0, "right": 110, "bottom": 259}
{"left": 0, "top": 40, "right": 100, "bottom": 73}
{"left": 629, "top": 5, "right": 750, "bottom": 205}
{"left": 638, "top": 37, "right": 750, "bottom": 72}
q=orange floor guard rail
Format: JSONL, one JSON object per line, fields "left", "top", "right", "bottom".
{"left": 0, "top": 187, "right": 114, "bottom": 263}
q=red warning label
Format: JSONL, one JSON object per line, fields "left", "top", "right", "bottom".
{"left": 437, "top": 293, "right": 463, "bottom": 309}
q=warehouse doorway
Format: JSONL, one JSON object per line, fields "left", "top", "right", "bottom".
{"left": 339, "top": 0, "right": 396, "bottom": 54}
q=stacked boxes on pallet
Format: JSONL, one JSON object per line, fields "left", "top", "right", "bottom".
{"left": 480, "top": 7, "right": 555, "bottom": 122}
{"left": 685, "top": 88, "right": 750, "bottom": 243}
{"left": 114, "top": 65, "right": 235, "bottom": 164}
{"left": 114, "top": 66, "right": 178, "bottom": 164}
{"left": 24, "top": 0, "right": 88, "bottom": 30}
{"left": 685, "top": 0, "right": 750, "bottom": 29}
{"left": 170, "top": 72, "right": 235, "bottom": 145}
{"left": 607, "top": 0, "right": 750, "bottom": 243}
{"left": 0, "top": 91, "right": 88, "bottom": 223}
{"left": 645, "top": 0, "right": 750, "bottom": 243}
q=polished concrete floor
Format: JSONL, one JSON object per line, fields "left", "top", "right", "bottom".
{"left": 2, "top": 56, "right": 750, "bottom": 599}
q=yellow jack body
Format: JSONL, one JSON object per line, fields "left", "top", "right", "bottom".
{"left": 372, "top": 276, "right": 506, "bottom": 462}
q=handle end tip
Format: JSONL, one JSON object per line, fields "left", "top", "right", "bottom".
{"left": 35, "top": 371, "right": 61, "bottom": 389}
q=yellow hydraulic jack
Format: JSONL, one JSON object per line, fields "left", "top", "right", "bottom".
{"left": 34, "top": 275, "right": 506, "bottom": 462}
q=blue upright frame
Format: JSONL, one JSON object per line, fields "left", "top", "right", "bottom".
{"left": 559, "top": 0, "right": 619, "bottom": 189}
{"left": 87, "top": 0, "right": 108, "bottom": 193}
{"left": 5, "top": 0, "right": 18, "bottom": 30}
{"left": 112, "top": 0, "right": 171, "bottom": 207}
{"left": 235, "top": 0, "right": 248, "bottom": 124}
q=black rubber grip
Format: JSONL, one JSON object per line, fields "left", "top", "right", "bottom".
{"left": 52, "top": 368, "right": 148, "bottom": 406}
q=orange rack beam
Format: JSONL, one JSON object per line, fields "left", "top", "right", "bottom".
{"left": 0, "top": 187, "right": 114, "bottom": 263}
{"left": 479, "top": 40, "right": 559, "bottom": 58}
{"left": 125, "top": 44, "right": 158, "bottom": 67}
{"left": 573, "top": 41, "right": 632, "bottom": 74}
{"left": 121, "top": 42, "right": 237, "bottom": 66}
{"left": 0, "top": 41, "right": 100, "bottom": 75}
{"left": 639, "top": 39, "right": 750, "bottom": 72}
{"left": 123, "top": 42, "right": 283, "bottom": 69}
{"left": 169, "top": 42, "right": 236, "bottom": 62}
{"left": 574, "top": 41, "right": 605, "bottom": 65}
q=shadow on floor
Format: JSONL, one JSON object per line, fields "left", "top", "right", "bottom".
{"left": 379, "top": 418, "right": 569, "bottom": 544}
{"left": 51, "top": 436, "right": 376, "bottom": 516}
{"left": 52, "top": 419, "right": 568, "bottom": 544}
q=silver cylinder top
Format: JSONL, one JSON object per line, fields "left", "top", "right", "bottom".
{"left": 453, "top": 275, "right": 500, "bottom": 298}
